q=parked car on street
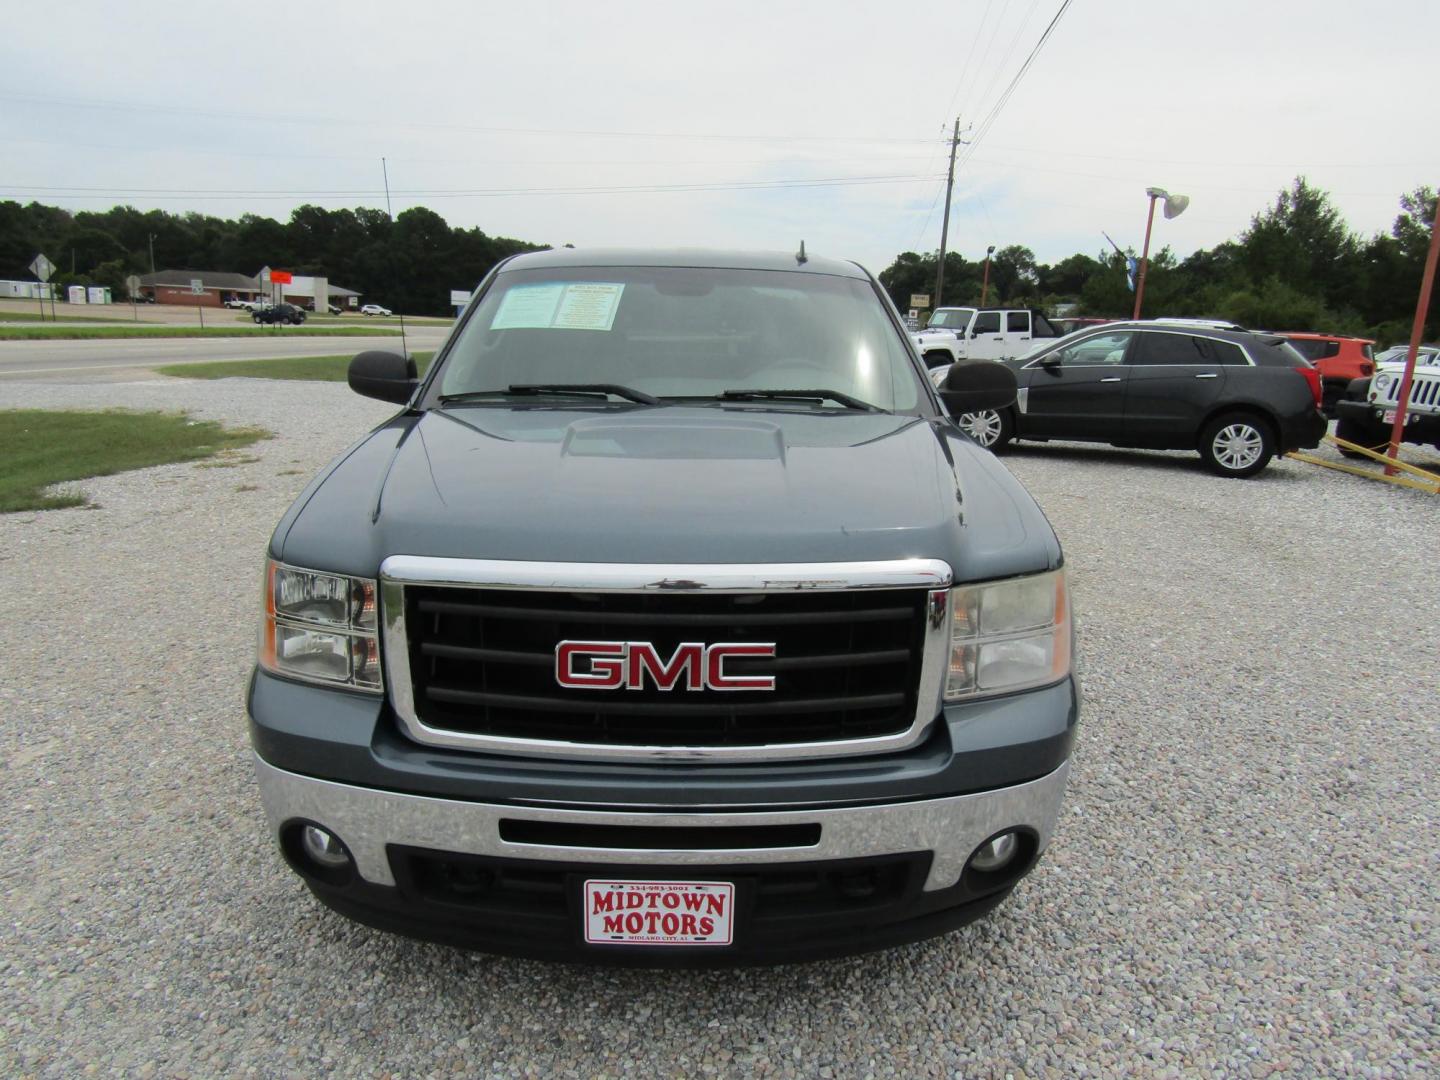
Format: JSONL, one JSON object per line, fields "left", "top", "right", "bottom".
{"left": 248, "top": 247, "right": 1079, "bottom": 964}
{"left": 253, "top": 302, "right": 307, "bottom": 325}
{"left": 947, "top": 320, "right": 1328, "bottom": 478}
{"left": 1272, "top": 332, "right": 1375, "bottom": 416}
{"left": 1334, "top": 346, "right": 1440, "bottom": 456}
{"left": 360, "top": 304, "right": 392, "bottom": 317}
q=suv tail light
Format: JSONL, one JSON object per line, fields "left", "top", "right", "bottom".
{"left": 1295, "top": 365, "right": 1323, "bottom": 409}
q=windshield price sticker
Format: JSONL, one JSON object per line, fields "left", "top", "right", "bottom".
{"left": 491, "top": 282, "right": 625, "bottom": 331}
{"left": 584, "top": 880, "right": 735, "bottom": 947}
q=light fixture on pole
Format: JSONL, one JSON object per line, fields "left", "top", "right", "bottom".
{"left": 1132, "top": 187, "right": 1189, "bottom": 320}
{"left": 980, "top": 245, "right": 996, "bottom": 306}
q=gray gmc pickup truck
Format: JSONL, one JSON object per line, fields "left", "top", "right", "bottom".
{"left": 248, "top": 248, "right": 1079, "bottom": 964}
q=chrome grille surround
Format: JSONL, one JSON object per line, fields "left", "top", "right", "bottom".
{"left": 380, "top": 556, "right": 953, "bottom": 762}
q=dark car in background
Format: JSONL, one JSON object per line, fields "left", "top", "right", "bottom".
{"left": 253, "top": 302, "right": 307, "bottom": 325}
{"left": 951, "top": 320, "right": 1327, "bottom": 478}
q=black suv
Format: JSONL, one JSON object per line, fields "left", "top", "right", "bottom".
{"left": 950, "top": 321, "right": 1327, "bottom": 477}
{"left": 253, "top": 302, "right": 307, "bottom": 325}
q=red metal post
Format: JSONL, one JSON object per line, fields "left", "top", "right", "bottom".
{"left": 1385, "top": 194, "right": 1440, "bottom": 476}
{"left": 1132, "top": 193, "right": 1160, "bottom": 321}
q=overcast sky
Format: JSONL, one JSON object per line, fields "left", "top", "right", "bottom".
{"left": 3, "top": 0, "right": 1437, "bottom": 274}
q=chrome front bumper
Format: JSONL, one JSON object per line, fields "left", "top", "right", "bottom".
{"left": 253, "top": 755, "right": 1071, "bottom": 893}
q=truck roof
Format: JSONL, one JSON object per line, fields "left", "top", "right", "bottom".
{"left": 500, "top": 247, "right": 871, "bottom": 279}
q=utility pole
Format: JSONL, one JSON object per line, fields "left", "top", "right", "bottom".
{"left": 933, "top": 118, "right": 963, "bottom": 310}
{"left": 148, "top": 233, "right": 156, "bottom": 275}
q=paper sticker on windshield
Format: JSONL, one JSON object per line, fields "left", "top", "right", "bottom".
{"left": 490, "top": 282, "right": 624, "bottom": 332}
{"left": 491, "top": 283, "right": 564, "bottom": 329}
{"left": 553, "top": 283, "right": 624, "bottom": 330}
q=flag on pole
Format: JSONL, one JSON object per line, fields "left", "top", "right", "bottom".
{"left": 1126, "top": 257, "right": 1138, "bottom": 292}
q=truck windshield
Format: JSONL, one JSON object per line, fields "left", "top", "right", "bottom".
{"left": 435, "top": 266, "right": 923, "bottom": 412}
{"left": 926, "top": 308, "right": 975, "bottom": 330}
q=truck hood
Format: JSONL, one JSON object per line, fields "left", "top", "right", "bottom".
{"left": 276, "top": 405, "right": 1061, "bottom": 582}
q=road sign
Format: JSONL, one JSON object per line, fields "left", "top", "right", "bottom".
{"left": 125, "top": 274, "right": 141, "bottom": 295}
{"left": 910, "top": 293, "right": 930, "bottom": 308}
{"left": 450, "top": 289, "right": 470, "bottom": 307}
{"left": 190, "top": 278, "right": 205, "bottom": 295}
{"left": 270, "top": 270, "right": 293, "bottom": 285}
{"left": 30, "top": 253, "right": 55, "bottom": 282}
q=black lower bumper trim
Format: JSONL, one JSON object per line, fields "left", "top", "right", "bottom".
{"left": 295, "top": 848, "right": 1028, "bottom": 966}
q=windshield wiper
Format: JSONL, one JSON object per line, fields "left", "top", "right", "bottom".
{"left": 717, "top": 388, "right": 880, "bottom": 412}
{"left": 439, "top": 383, "right": 660, "bottom": 405}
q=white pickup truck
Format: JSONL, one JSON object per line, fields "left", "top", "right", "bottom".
{"left": 912, "top": 307, "right": 1065, "bottom": 369}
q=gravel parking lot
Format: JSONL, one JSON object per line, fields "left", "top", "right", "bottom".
{"left": 2, "top": 377, "right": 1435, "bottom": 1077}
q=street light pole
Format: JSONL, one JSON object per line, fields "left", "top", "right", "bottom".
{"left": 148, "top": 233, "right": 156, "bottom": 275}
{"left": 1132, "top": 187, "right": 1188, "bottom": 321}
{"left": 1132, "top": 194, "right": 1160, "bottom": 320}
{"left": 1384, "top": 193, "right": 1440, "bottom": 476}
{"left": 980, "top": 245, "right": 996, "bottom": 306}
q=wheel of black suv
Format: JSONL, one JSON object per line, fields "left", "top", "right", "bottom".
{"left": 1335, "top": 415, "right": 1390, "bottom": 459}
{"left": 1199, "top": 413, "right": 1274, "bottom": 478}
{"left": 958, "top": 408, "right": 1013, "bottom": 451}
{"left": 252, "top": 313, "right": 262, "bottom": 323}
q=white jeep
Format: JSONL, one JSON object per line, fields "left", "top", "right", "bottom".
{"left": 1334, "top": 347, "right": 1440, "bottom": 455}
{"left": 911, "top": 307, "right": 1064, "bottom": 370}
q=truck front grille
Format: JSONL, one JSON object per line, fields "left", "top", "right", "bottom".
{"left": 399, "top": 585, "right": 929, "bottom": 748}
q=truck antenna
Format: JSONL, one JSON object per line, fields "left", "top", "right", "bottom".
{"left": 796, "top": 240, "right": 807, "bottom": 265}
{"left": 382, "top": 156, "right": 409, "bottom": 361}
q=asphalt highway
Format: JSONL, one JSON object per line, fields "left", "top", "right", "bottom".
{"left": 0, "top": 326, "right": 452, "bottom": 379}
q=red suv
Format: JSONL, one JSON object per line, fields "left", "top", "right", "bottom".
{"left": 1274, "top": 333, "right": 1375, "bottom": 416}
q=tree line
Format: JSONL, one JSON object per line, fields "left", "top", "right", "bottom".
{"left": 0, "top": 177, "right": 1434, "bottom": 334}
{"left": 0, "top": 202, "right": 543, "bottom": 316}
{"left": 878, "top": 179, "right": 1438, "bottom": 345}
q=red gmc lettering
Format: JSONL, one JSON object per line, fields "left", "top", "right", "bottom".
{"left": 555, "top": 641, "right": 625, "bottom": 689}
{"left": 626, "top": 642, "right": 703, "bottom": 691}
{"left": 705, "top": 643, "right": 776, "bottom": 691}
{"left": 556, "top": 641, "right": 775, "bottom": 691}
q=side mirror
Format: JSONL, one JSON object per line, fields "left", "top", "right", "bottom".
{"left": 938, "top": 360, "right": 1018, "bottom": 416}
{"left": 348, "top": 350, "right": 418, "bottom": 404}
{"left": 1040, "top": 355, "right": 1062, "bottom": 369}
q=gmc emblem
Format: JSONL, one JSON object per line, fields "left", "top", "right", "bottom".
{"left": 555, "top": 641, "right": 776, "bottom": 692}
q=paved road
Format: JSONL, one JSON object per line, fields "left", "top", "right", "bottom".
{"left": 0, "top": 326, "right": 451, "bottom": 378}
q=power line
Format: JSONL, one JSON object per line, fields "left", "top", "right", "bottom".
{"left": 0, "top": 93, "right": 939, "bottom": 147}
{"left": 0, "top": 172, "right": 945, "bottom": 202}
{"left": 966, "top": 0, "right": 1041, "bottom": 126}
{"left": 956, "top": 0, "right": 1076, "bottom": 174}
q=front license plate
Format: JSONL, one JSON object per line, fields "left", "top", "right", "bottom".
{"left": 1383, "top": 409, "right": 1397, "bottom": 424}
{"left": 583, "top": 879, "right": 735, "bottom": 947}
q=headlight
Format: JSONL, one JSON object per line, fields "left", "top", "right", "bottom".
{"left": 1373, "top": 373, "right": 1392, "bottom": 392}
{"left": 945, "top": 569, "right": 1071, "bottom": 701}
{"left": 259, "top": 561, "right": 382, "bottom": 691}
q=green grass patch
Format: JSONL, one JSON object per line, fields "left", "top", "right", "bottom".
{"left": 308, "top": 315, "right": 453, "bottom": 327}
{"left": 154, "top": 352, "right": 434, "bottom": 381}
{"left": 0, "top": 409, "right": 270, "bottom": 513}
{"left": 0, "top": 311, "right": 141, "bottom": 324}
{"left": 0, "top": 325, "right": 403, "bottom": 341}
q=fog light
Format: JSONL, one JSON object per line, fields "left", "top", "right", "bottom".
{"left": 300, "top": 825, "right": 351, "bottom": 869}
{"left": 970, "top": 831, "right": 1020, "bottom": 873}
